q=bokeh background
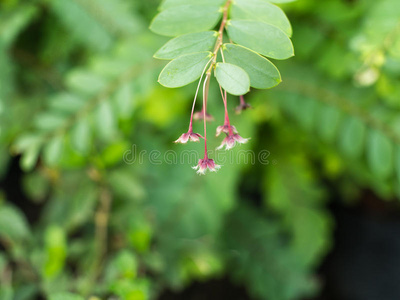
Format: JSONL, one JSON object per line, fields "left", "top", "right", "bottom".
{"left": 1, "top": 0, "right": 400, "bottom": 299}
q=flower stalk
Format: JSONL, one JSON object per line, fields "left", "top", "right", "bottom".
{"left": 177, "top": 0, "right": 249, "bottom": 173}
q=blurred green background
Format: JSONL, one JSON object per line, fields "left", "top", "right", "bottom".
{"left": 1, "top": 0, "right": 400, "bottom": 299}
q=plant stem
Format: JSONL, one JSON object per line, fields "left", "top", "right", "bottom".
{"left": 189, "top": 58, "right": 213, "bottom": 132}
{"left": 188, "top": 0, "right": 231, "bottom": 133}
{"left": 84, "top": 184, "right": 112, "bottom": 296}
{"left": 209, "top": 0, "right": 232, "bottom": 71}
{"left": 201, "top": 0, "right": 232, "bottom": 154}
{"left": 240, "top": 95, "right": 246, "bottom": 106}
{"left": 213, "top": 0, "right": 232, "bottom": 55}
{"left": 203, "top": 73, "right": 211, "bottom": 158}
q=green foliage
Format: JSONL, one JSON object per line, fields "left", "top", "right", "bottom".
{"left": 0, "top": 204, "right": 30, "bottom": 245}
{"left": 223, "top": 44, "right": 281, "bottom": 89}
{"left": 150, "top": 5, "right": 222, "bottom": 37}
{"left": 226, "top": 20, "right": 294, "bottom": 60}
{"left": 224, "top": 204, "right": 317, "bottom": 300}
{"left": 49, "top": 293, "right": 85, "bottom": 300}
{"left": 1, "top": 0, "right": 400, "bottom": 300}
{"left": 158, "top": 51, "right": 212, "bottom": 88}
{"left": 231, "top": 0, "right": 292, "bottom": 36}
{"left": 154, "top": 31, "right": 217, "bottom": 60}
{"left": 151, "top": 0, "right": 294, "bottom": 96}
{"left": 215, "top": 62, "right": 250, "bottom": 96}
{"left": 264, "top": 150, "right": 332, "bottom": 267}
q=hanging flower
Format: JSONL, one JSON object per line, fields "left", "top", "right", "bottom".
{"left": 236, "top": 95, "right": 252, "bottom": 114}
{"left": 217, "top": 133, "right": 249, "bottom": 150}
{"left": 174, "top": 131, "right": 203, "bottom": 144}
{"left": 192, "top": 158, "right": 221, "bottom": 175}
{"left": 193, "top": 109, "right": 214, "bottom": 122}
{"left": 216, "top": 124, "right": 237, "bottom": 137}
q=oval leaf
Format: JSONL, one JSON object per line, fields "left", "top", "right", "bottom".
{"left": 227, "top": 20, "right": 294, "bottom": 60}
{"left": 43, "top": 135, "right": 64, "bottom": 166}
{"left": 20, "top": 145, "right": 40, "bottom": 172}
{"left": 215, "top": 63, "right": 250, "bottom": 96}
{"left": 316, "top": 104, "right": 342, "bottom": 143}
{"left": 71, "top": 117, "right": 91, "bottom": 154}
{"left": 158, "top": 51, "right": 212, "bottom": 88}
{"left": 367, "top": 130, "right": 394, "bottom": 179}
{"left": 150, "top": 5, "right": 222, "bottom": 37}
{"left": 96, "top": 101, "right": 117, "bottom": 142}
{"left": 232, "top": 0, "right": 292, "bottom": 37}
{"left": 154, "top": 31, "right": 217, "bottom": 60}
{"left": 339, "top": 117, "right": 366, "bottom": 158}
{"left": 223, "top": 43, "right": 281, "bottom": 89}
{"left": 0, "top": 205, "right": 30, "bottom": 243}
{"left": 114, "top": 83, "right": 134, "bottom": 119}
{"left": 160, "top": 0, "right": 225, "bottom": 10}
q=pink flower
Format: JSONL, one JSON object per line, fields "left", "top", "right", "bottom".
{"left": 192, "top": 158, "right": 221, "bottom": 175}
{"left": 216, "top": 124, "right": 237, "bottom": 137}
{"left": 174, "top": 131, "right": 203, "bottom": 144}
{"left": 217, "top": 133, "right": 249, "bottom": 150}
{"left": 235, "top": 95, "right": 252, "bottom": 114}
{"left": 235, "top": 102, "right": 252, "bottom": 114}
{"left": 193, "top": 110, "right": 214, "bottom": 122}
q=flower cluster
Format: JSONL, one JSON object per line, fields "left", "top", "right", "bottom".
{"left": 192, "top": 158, "right": 221, "bottom": 175}
{"left": 174, "top": 33, "right": 251, "bottom": 175}
{"left": 174, "top": 68, "right": 250, "bottom": 174}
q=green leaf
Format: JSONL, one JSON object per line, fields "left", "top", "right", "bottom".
{"left": 267, "top": 0, "right": 297, "bottom": 3}
{"left": 43, "top": 135, "right": 64, "bottom": 166}
{"left": 20, "top": 144, "right": 40, "bottom": 171}
{"left": 48, "top": 93, "right": 86, "bottom": 114}
{"left": 339, "top": 117, "right": 366, "bottom": 158}
{"left": 159, "top": 0, "right": 225, "bottom": 10}
{"left": 108, "top": 250, "right": 138, "bottom": 279}
{"left": 71, "top": 117, "right": 91, "bottom": 154}
{"left": 0, "top": 287, "right": 12, "bottom": 300}
{"left": 49, "top": 293, "right": 84, "bottom": 300}
{"left": 114, "top": 83, "right": 134, "bottom": 119}
{"left": 43, "top": 226, "right": 67, "bottom": 279}
{"left": 227, "top": 20, "right": 294, "bottom": 60}
{"left": 49, "top": 0, "right": 112, "bottom": 51}
{"left": 154, "top": 31, "right": 217, "bottom": 60}
{"left": 224, "top": 205, "right": 318, "bottom": 300}
{"left": 128, "top": 220, "right": 153, "bottom": 253}
{"left": 95, "top": 101, "right": 117, "bottom": 142}
{"left": 67, "top": 185, "right": 98, "bottom": 230}
{"left": 223, "top": 44, "right": 281, "bottom": 89}
{"left": 215, "top": 63, "right": 250, "bottom": 96}
{"left": 150, "top": 5, "right": 222, "bottom": 37}
{"left": 65, "top": 70, "right": 107, "bottom": 95}
{"left": 316, "top": 104, "right": 342, "bottom": 143}
{"left": 367, "top": 130, "right": 394, "bottom": 179}
{"left": 108, "top": 169, "right": 146, "bottom": 201}
{"left": 158, "top": 51, "right": 212, "bottom": 88}
{"left": 0, "top": 4, "right": 38, "bottom": 47}
{"left": 34, "top": 113, "right": 67, "bottom": 131}
{"left": 231, "top": 0, "right": 292, "bottom": 37}
{"left": 0, "top": 204, "right": 30, "bottom": 243}
{"left": 23, "top": 172, "right": 50, "bottom": 201}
